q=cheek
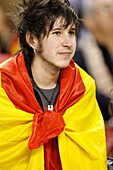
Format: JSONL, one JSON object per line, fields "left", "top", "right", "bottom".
{"left": 73, "top": 40, "right": 77, "bottom": 51}
{"left": 47, "top": 41, "right": 59, "bottom": 52}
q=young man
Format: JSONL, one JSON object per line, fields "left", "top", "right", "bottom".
{"left": 0, "top": 0, "right": 107, "bottom": 169}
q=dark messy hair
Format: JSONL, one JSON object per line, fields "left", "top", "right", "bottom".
{"left": 14, "top": 0, "right": 79, "bottom": 62}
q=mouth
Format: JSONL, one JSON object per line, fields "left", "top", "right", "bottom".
{"left": 59, "top": 52, "right": 72, "bottom": 56}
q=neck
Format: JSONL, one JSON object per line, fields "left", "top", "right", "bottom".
{"left": 31, "top": 55, "right": 60, "bottom": 89}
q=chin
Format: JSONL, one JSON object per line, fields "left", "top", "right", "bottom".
{"left": 57, "top": 62, "right": 70, "bottom": 69}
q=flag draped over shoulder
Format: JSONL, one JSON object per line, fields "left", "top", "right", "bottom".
{"left": 0, "top": 51, "right": 107, "bottom": 170}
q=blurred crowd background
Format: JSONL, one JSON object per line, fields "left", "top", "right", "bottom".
{"left": 0, "top": 0, "right": 113, "bottom": 158}
{"left": 0, "top": 0, "right": 19, "bottom": 63}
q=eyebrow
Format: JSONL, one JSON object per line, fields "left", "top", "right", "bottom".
{"left": 52, "top": 27, "right": 76, "bottom": 31}
{"left": 70, "top": 28, "right": 76, "bottom": 31}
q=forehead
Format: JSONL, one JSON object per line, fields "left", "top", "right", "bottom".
{"left": 52, "top": 16, "right": 76, "bottom": 29}
{"left": 94, "top": 0, "right": 113, "bottom": 7}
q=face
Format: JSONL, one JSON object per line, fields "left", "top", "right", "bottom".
{"left": 92, "top": 0, "right": 113, "bottom": 35}
{"left": 36, "top": 17, "right": 77, "bottom": 71}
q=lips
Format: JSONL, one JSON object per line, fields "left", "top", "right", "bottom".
{"left": 59, "top": 52, "right": 72, "bottom": 56}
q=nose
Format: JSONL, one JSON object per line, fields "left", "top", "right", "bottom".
{"left": 62, "top": 34, "right": 72, "bottom": 48}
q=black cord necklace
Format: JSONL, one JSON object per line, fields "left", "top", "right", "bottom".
{"left": 37, "top": 84, "right": 58, "bottom": 111}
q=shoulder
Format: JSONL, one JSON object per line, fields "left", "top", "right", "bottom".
{"left": 0, "top": 53, "right": 11, "bottom": 64}
{"left": 75, "top": 63, "right": 96, "bottom": 91}
{"left": 0, "top": 51, "right": 24, "bottom": 72}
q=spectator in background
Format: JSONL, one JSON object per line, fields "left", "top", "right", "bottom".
{"left": 71, "top": 0, "right": 113, "bottom": 121}
{"left": 0, "top": 7, "right": 11, "bottom": 63}
{"left": 0, "top": 6, "right": 20, "bottom": 63}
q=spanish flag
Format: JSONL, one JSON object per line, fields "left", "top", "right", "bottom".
{"left": 0, "top": 51, "right": 107, "bottom": 169}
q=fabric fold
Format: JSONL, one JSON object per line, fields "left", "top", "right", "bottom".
{"left": 29, "top": 111, "right": 66, "bottom": 149}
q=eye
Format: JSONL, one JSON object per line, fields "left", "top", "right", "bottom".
{"left": 69, "top": 31, "right": 75, "bottom": 35}
{"left": 52, "top": 31, "right": 61, "bottom": 35}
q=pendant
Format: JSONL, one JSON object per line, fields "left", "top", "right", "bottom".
{"left": 48, "top": 105, "right": 53, "bottom": 111}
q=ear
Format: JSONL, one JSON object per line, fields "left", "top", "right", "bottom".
{"left": 26, "top": 32, "right": 39, "bottom": 49}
